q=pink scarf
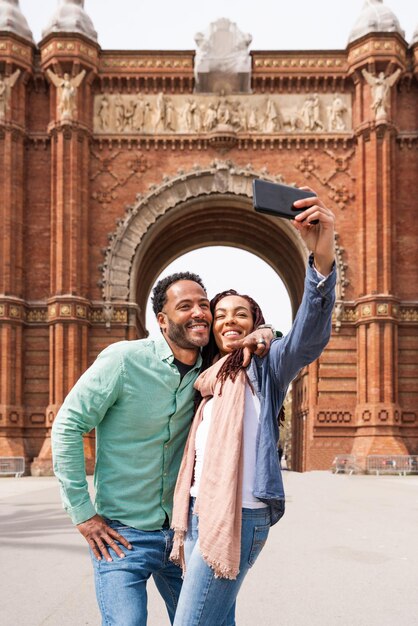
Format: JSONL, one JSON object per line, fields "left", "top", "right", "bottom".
{"left": 170, "top": 355, "right": 246, "bottom": 579}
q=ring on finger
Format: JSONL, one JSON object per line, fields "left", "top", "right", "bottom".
{"left": 257, "top": 338, "right": 267, "bottom": 347}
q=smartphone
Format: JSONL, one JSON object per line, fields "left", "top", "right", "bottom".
{"left": 253, "top": 179, "right": 318, "bottom": 223}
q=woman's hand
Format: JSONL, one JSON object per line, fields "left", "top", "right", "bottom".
{"left": 292, "top": 187, "right": 336, "bottom": 276}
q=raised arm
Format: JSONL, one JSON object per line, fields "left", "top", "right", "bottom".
{"left": 269, "top": 187, "right": 336, "bottom": 389}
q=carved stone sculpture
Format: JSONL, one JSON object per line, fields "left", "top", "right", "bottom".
{"left": 133, "top": 96, "right": 149, "bottom": 132}
{"left": 264, "top": 97, "right": 281, "bottom": 132}
{"left": 47, "top": 69, "right": 86, "bottom": 121}
{"left": 92, "top": 92, "right": 352, "bottom": 136}
{"left": 300, "top": 94, "right": 324, "bottom": 132}
{"left": 327, "top": 95, "right": 347, "bottom": 131}
{"left": 194, "top": 18, "right": 252, "bottom": 93}
{"left": 97, "top": 96, "right": 110, "bottom": 130}
{"left": 0, "top": 69, "right": 20, "bottom": 122}
{"left": 203, "top": 102, "right": 217, "bottom": 131}
{"left": 361, "top": 68, "right": 401, "bottom": 121}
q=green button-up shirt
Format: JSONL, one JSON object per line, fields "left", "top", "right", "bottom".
{"left": 52, "top": 336, "right": 202, "bottom": 530}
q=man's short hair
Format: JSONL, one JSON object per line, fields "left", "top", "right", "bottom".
{"left": 151, "top": 272, "right": 206, "bottom": 316}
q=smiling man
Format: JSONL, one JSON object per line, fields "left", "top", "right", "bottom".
{"left": 51, "top": 271, "right": 274, "bottom": 626}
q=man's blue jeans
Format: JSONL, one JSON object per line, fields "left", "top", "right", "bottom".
{"left": 90, "top": 519, "right": 183, "bottom": 626}
{"left": 173, "top": 500, "right": 271, "bottom": 626}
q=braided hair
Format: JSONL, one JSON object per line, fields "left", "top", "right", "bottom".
{"left": 201, "top": 289, "right": 264, "bottom": 385}
{"left": 198, "top": 289, "right": 285, "bottom": 426}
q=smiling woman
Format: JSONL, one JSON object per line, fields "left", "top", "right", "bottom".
{"left": 146, "top": 246, "right": 293, "bottom": 339}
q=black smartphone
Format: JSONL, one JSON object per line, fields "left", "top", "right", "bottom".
{"left": 253, "top": 179, "right": 318, "bottom": 223}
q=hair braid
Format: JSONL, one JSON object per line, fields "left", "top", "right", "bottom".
{"left": 196, "top": 289, "right": 285, "bottom": 427}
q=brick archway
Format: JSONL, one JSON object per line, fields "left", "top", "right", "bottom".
{"left": 101, "top": 160, "right": 317, "bottom": 470}
{"left": 101, "top": 161, "right": 310, "bottom": 334}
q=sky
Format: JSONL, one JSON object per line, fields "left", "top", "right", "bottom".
{"left": 18, "top": 0, "right": 417, "bottom": 336}
{"left": 20, "top": 1, "right": 416, "bottom": 50}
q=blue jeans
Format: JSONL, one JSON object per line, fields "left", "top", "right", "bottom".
{"left": 173, "top": 501, "right": 271, "bottom": 626}
{"left": 90, "top": 519, "right": 183, "bottom": 626}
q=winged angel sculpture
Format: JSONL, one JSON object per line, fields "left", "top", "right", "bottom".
{"left": 361, "top": 68, "right": 401, "bottom": 121}
{"left": 46, "top": 69, "right": 86, "bottom": 121}
{"left": 0, "top": 69, "right": 21, "bottom": 121}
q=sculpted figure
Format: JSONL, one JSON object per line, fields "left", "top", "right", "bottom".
{"left": 165, "top": 98, "right": 176, "bottom": 132}
{"left": 97, "top": 96, "right": 110, "bottom": 130}
{"left": 216, "top": 94, "right": 232, "bottom": 126}
{"left": 300, "top": 96, "right": 314, "bottom": 130}
{"left": 183, "top": 98, "right": 201, "bottom": 132}
{"left": 203, "top": 102, "right": 217, "bottom": 131}
{"left": 124, "top": 100, "right": 136, "bottom": 131}
{"left": 312, "top": 94, "right": 324, "bottom": 131}
{"left": 154, "top": 92, "right": 166, "bottom": 130}
{"left": 327, "top": 95, "right": 347, "bottom": 131}
{"left": 133, "top": 96, "right": 149, "bottom": 132}
{"left": 264, "top": 97, "right": 280, "bottom": 132}
{"left": 301, "top": 95, "right": 323, "bottom": 131}
{"left": 46, "top": 68, "right": 86, "bottom": 121}
{"left": 115, "top": 96, "right": 125, "bottom": 132}
{"left": 0, "top": 69, "right": 20, "bottom": 121}
{"left": 282, "top": 109, "right": 301, "bottom": 132}
{"left": 248, "top": 106, "right": 259, "bottom": 131}
{"left": 361, "top": 68, "right": 401, "bottom": 121}
{"left": 238, "top": 103, "right": 248, "bottom": 131}
{"left": 230, "top": 101, "right": 242, "bottom": 130}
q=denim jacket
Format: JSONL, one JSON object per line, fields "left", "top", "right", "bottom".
{"left": 247, "top": 255, "right": 336, "bottom": 525}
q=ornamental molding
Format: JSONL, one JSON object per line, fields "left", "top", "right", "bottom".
{"left": 93, "top": 91, "right": 353, "bottom": 136}
{"left": 99, "top": 161, "right": 349, "bottom": 321}
{"left": 332, "top": 299, "right": 418, "bottom": 329}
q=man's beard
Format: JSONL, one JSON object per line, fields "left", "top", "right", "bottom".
{"left": 166, "top": 319, "right": 209, "bottom": 349}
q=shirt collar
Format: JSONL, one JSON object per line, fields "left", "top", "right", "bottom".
{"left": 154, "top": 334, "right": 202, "bottom": 370}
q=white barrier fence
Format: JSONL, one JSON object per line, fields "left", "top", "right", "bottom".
{"left": 0, "top": 457, "right": 25, "bottom": 477}
{"left": 332, "top": 454, "right": 418, "bottom": 476}
{"left": 331, "top": 455, "right": 358, "bottom": 475}
{"left": 366, "top": 455, "right": 418, "bottom": 476}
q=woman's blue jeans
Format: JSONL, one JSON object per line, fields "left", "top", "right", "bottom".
{"left": 90, "top": 518, "right": 183, "bottom": 626}
{"left": 173, "top": 500, "right": 271, "bottom": 626}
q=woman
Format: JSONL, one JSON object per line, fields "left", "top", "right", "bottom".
{"left": 171, "top": 196, "right": 336, "bottom": 625}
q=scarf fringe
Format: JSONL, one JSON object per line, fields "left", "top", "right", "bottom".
{"left": 170, "top": 529, "right": 186, "bottom": 577}
{"left": 200, "top": 550, "right": 239, "bottom": 580}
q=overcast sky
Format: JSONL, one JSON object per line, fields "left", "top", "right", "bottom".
{"left": 19, "top": 0, "right": 417, "bottom": 336}
{"left": 20, "top": 0, "right": 416, "bottom": 49}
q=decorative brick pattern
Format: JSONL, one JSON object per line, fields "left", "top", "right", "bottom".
{"left": 0, "top": 29, "right": 417, "bottom": 473}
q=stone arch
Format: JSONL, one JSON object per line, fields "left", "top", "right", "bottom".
{"left": 100, "top": 160, "right": 343, "bottom": 332}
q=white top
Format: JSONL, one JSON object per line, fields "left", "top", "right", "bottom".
{"left": 190, "top": 383, "right": 268, "bottom": 508}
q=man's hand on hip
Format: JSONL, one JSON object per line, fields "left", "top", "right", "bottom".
{"left": 77, "top": 514, "right": 133, "bottom": 562}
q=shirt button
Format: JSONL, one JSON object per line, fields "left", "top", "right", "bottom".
{"left": 163, "top": 472, "right": 167, "bottom": 477}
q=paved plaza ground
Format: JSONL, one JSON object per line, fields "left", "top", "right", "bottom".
{"left": 1, "top": 470, "right": 417, "bottom": 626}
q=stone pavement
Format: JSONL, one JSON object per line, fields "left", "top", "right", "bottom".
{"left": 1, "top": 471, "right": 418, "bottom": 626}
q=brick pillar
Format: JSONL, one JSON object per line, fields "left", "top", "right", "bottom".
{"left": 348, "top": 35, "right": 408, "bottom": 462}
{"left": 32, "top": 35, "right": 99, "bottom": 475}
{"left": 0, "top": 35, "right": 34, "bottom": 464}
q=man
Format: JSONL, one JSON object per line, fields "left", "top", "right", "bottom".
{"left": 52, "top": 271, "right": 274, "bottom": 626}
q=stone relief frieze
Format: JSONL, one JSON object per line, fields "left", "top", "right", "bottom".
{"left": 93, "top": 92, "right": 352, "bottom": 135}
